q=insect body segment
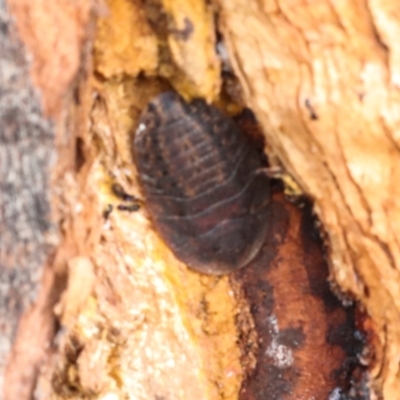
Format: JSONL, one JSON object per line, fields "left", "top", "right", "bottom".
{"left": 133, "top": 91, "right": 270, "bottom": 275}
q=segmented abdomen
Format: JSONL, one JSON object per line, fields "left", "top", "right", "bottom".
{"left": 133, "top": 91, "right": 270, "bottom": 275}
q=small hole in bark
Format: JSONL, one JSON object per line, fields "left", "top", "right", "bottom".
{"left": 75, "top": 137, "right": 85, "bottom": 172}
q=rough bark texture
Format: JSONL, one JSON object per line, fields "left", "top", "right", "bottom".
{"left": 1, "top": 0, "right": 399, "bottom": 399}
{"left": 0, "top": 0, "right": 56, "bottom": 396}
{"left": 1, "top": 1, "right": 91, "bottom": 399}
{"left": 217, "top": 1, "right": 400, "bottom": 398}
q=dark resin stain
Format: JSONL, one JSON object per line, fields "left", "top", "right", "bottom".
{"left": 277, "top": 327, "right": 305, "bottom": 349}
{"left": 234, "top": 195, "right": 363, "bottom": 400}
{"left": 133, "top": 91, "right": 271, "bottom": 274}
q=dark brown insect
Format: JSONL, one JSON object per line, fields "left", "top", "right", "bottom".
{"left": 132, "top": 91, "right": 271, "bottom": 275}
{"left": 117, "top": 203, "right": 140, "bottom": 212}
{"left": 111, "top": 183, "right": 141, "bottom": 212}
{"left": 112, "top": 183, "right": 138, "bottom": 203}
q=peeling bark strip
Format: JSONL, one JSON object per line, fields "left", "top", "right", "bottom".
{"left": 133, "top": 91, "right": 271, "bottom": 275}
{"left": 218, "top": 1, "right": 400, "bottom": 397}
{"left": 0, "top": 0, "right": 56, "bottom": 396}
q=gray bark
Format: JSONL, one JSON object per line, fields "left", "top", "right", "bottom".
{"left": 0, "top": 1, "right": 56, "bottom": 396}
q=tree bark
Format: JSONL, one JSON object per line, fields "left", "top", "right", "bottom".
{"left": 1, "top": 0, "right": 399, "bottom": 399}
{"left": 218, "top": 2, "right": 400, "bottom": 398}
{"left": 0, "top": 0, "right": 57, "bottom": 397}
